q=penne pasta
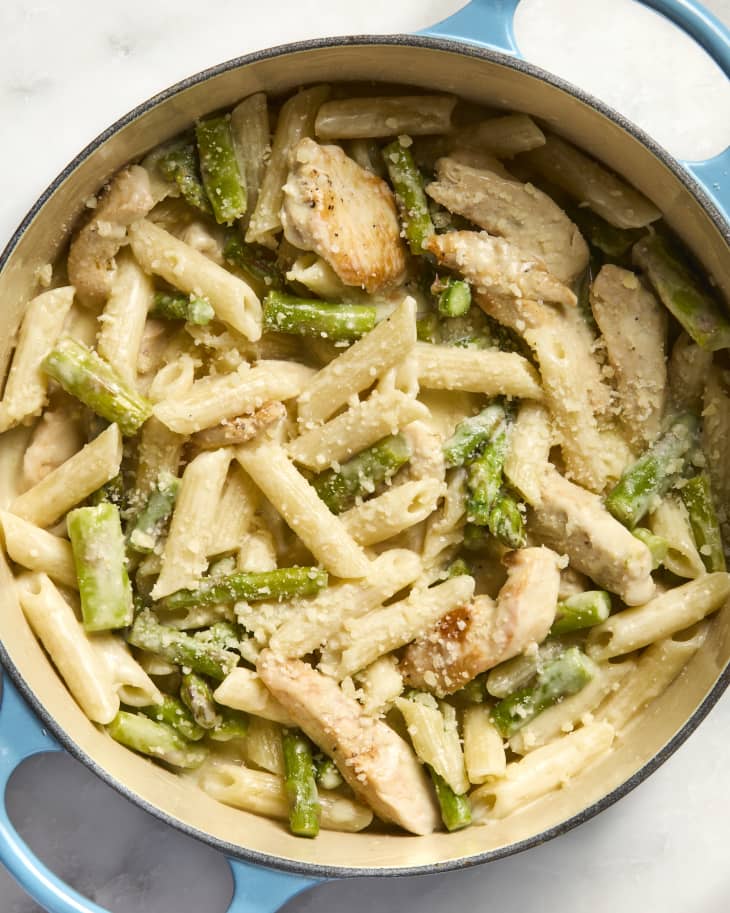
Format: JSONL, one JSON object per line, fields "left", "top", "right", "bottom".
{"left": 89, "top": 633, "right": 163, "bottom": 707}
{"left": 0, "top": 511, "right": 77, "bottom": 589}
{"left": 587, "top": 573, "right": 730, "bottom": 660}
{"left": 214, "top": 668, "right": 295, "bottom": 725}
{"left": 15, "top": 572, "right": 119, "bottom": 724}
{"left": 207, "top": 463, "right": 260, "bottom": 558}
{"left": 230, "top": 92, "right": 269, "bottom": 227}
{"left": 315, "top": 95, "right": 456, "bottom": 140}
{"left": 463, "top": 707, "right": 507, "bottom": 785}
{"left": 503, "top": 401, "right": 553, "bottom": 506}
{"left": 340, "top": 478, "right": 444, "bottom": 547}
{"left": 97, "top": 253, "right": 153, "bottom": 388}
{"left": 297, "top": 296, "right": 417, "bottom": 425}
{"left": 235, "top": 437, "right": 370, "bottom": 579}
{"left": 649, "top": 496, "right": 706, "bottom": 579}
{"left": 413, "top": 342, "right": 543, "bottom": 400}
{"left": 10, "top": 423, "right": 123, "bottom": 529}
{"left": 129, "top": 219, "right": 262, "bottom": 340}
{"left": 0, "top": 286, "right": 74, "bottom": 432}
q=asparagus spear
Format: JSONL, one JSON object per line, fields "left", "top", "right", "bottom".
{"left": 435, "top": 277, "right": 472, "bottom": 318}
{"left": 491, "top": 646, "right": 596, "bottom": 738}
{"left": 445, "top": 557, "right": 472, "bottom": 579}
{"left": 312, "top": 434, "right": 412, "bottom": 514}
{"left": 466, "top": 412, "right": 511, "bottom": 526}
{"left": 151, "top": 291, "right": 214, "bottom": 326}
{"left": 108, "top": 711, "right": 208, "bottom": 769}
{"left": 89, "top": 473, "right": 125, "bottom": 509}
{"left": 43, "top": 337, "right": 152, "bottom": 437}
{"left": 569, "top": 206, "right": 644, "bottom": 260}
{"left": 314, "top": 755, "right": 343, "bottom": 790}
{"left": 180, "top": 672, "right": 221, "bottom": 730}
{"left": 549, "top": 591, "right": 612, "bottom": 636}
{"left": 443, "top": 404, "right": 505, "bottom": 468}
{"left": 194, "top": 620, "right": 245, "bottom": 653}
{"left": 462, "top": 523, "right": 490, "bottom": 552}
{"left": 128, "top": 471, "right": 180, "bottom": 554}
{"left": 127, "top": 610, "right": 238, "bottom": 681}
{"left": 416, "top": 313, "right": 440, "bottom": 343}
{"left": 208, "top": 708, "right": 250, "bottom": 742}
{"left": 681, "top": 473, "right": 727, "bottom": 572}
{"left": 223, "top": 233, "right": 284, "bottom": 288}
{"left": 282, "top": 729, "right": 321, "bottom": 838}
{"left": 453, "top": 674, "right": 487, "bottom": 705}
{"left": 631, "top": 527, "right": 669, "bottom": 569}
{"left": 67, "top": 503, "right": 134, "bottom": 632}
{"left": 157, "top": 140, "right": 212, "bottom": 214}
{"left": 195, "top": 115, "right": 247, "bottom": 225}
{"left": 633, "top": 234, "right": 730, "bottom": 351}
{"left": 138, "top": 694, "right": 205, "bottom": 742}
{"left": 161, "top": 566, "right": 329, "bottom": 610}
{"left": 486, "top": 638, "right": 569, "bottom": 699}
{"left": 487, "top": 492, "right": 526, "bottom": 549}
{"left": 383, "top": 139, "right": 435, "bottom": 255}
{"left": 428, "top": 767, "right": 472, "bottom": 832}
{"left": 263, "top": 291, "right": 376, "bottom": 341}
{"left": 605, "top": 413, "right": 699, "bottom": 528}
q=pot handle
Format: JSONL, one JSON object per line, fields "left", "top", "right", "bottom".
{"left": 0, "top": 674, "right": 321, "bottom": 913}
{"left": 423, "top": 0, "right": 730, "bottom": 216}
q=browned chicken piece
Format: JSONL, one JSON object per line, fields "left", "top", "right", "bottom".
{"left": 22, "top": 405, "right": 86, "bottom": 488}
{"left": 191, "top": 401, "right": 286, "bottom": 450}
{"left": 425, "top": 230, "right": 576, "bottom": 308}
{"left": 427, "top": 158, "right": 589, "bottom": 283}
{"left": 401, "top": 546, "right": 561, "bottom": 696}
{"left": 530, "top": 466, "right": 655, "bottom": 605}
{"left": 281, "top": 138, "right": 407, "bottom": 293}
{"left": 67, "top": 165, "right": 156, "bottom": 308}
{"left": 590, "top": 265, "right": 668, "bottom": 449}
{"left": 257, "top": 650, "right": 439, "bottom": 835}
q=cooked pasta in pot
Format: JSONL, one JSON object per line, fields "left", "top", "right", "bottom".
{"left": 1, "top": 84, "right": 729, "bottom": 838}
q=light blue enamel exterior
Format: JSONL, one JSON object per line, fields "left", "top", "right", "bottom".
{"left": 425, "top": 0, "right": 730, "bottom": 219}
{"left": 1, "top": 2, "right": 728, "bottom": 911}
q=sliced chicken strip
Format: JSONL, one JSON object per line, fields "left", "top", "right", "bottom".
{"left": 22, "top": 404, "right": 86, "bottom": 488}
{"left": 530, "top": 466, "right": 655, "bottom": 605}
{"left": 590, "top": 265, "right": 668, "bottom": 449}
{"left": 67, "top": 165, "right": 156, "bottom": 308}
{"left": 281, "top": 138, "right": 407, "bottom": 293}
{"left": 401, "top": 546, "right": 561, "bottom": 696}
{"left": 427, "top": 158, "right": 589, "bottom": 283}
{"left": 425, "top": 230, "right": 575, "bottom": 309}
{"left": 257, "top": 650, "right": 439, "bottom": 835}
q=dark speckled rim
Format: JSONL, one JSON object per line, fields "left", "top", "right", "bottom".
{"left": 1, "top": 33, "right": 729, "bottom": 881}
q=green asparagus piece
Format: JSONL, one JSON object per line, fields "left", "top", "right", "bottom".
{"left": 194, "top": 620, "right": 245, "bottom": 653}
{"left": 195, "top": 115, "right": 247, "bottom": 225}
{"left": 416, "top": 313, "right": 440, "bottom": 344}
{"left": 443, "top": 404, "right": 505, "bottom": 468}
{"left": 314, "top": 755, "right": 343, "bottom": 790}
{"left": 180, "top": 672, "right": 221, "bottom": 730}
{"left": 445, "top": 557, "right": 471, "bottom": 579}
{"left": 632, "top": 527, "right": 669, "bottom": 569}
{"left": 208, "top": 708, "right": 250, "bottom": 742}
{"left": 139, "top": 694, "right": 205, "bottom": 742}
{"left": 127, "top": 610, "right": 238, "bottom": 681}
{"left": 454, "top": 674, "right": 487, "bottom": 705}
{"left": 263, "top": 291, "right": 376, "bottom": 341}
{"left": 439, "top": 308, "right": 491, "bottom": 350}
{"left": 575, "top": 252, "right": 601, "bottom": 335}
{"left": 491, "top": 647, "right": 597, "bottom": 738}
{"left": 161, "top": 566, "right": 329, "bottom": 610}
{"left": 344, "top": 138, "right": 386, "bottom": 177}
{"left": 633, "top": 234, "right": 730, "bottom": 351}
{"left": 282, "top": 729, "right": 321, "bottom": 838}
{"left": 151, "top": 291, "right": 214, "bottom": 326}
{"left": 436, "top": 277, "right": 472, "bottom": 318}
{"left": 486, "top": 638, "right": 569, "bottom": 698}
{"left": 462, "top": 523, "right": 490, "bottom": 552}
{"left": 157, "top": 140, "right": 212, "bottom": 214}
{"left": 681, "top": 473, "right": 727, "bottom": 572}
{"left": 43, "top": 337, "right": 152, "bottom": 437}
{"left": 108, "top": 711, "right": 208, "bottom": 769}
{"left": 383, "top": 139, "right": 435, "bottom": 255}
{"left": 312, "top": 434, "right": 411, "bottom": 514}
{"left": 487, "top": 492, "right": 526, "bottom": 549}
{"left": 223, "top": 233, "right": 285, "bottom": 288}
{"left": 569, "top": 206, "right": 644, "bottom": 260}
{"left": 428, "top": 767, "right": 472, "bottom": 832}
{"left": 128, "top": 471, "right": 180, "bottom": 554}
{"left": 89, "top": 473, "right": 125, "bottom": 509}
{"left": 466, "top": 412, "right": 511, "bottom": 525}
{"left": 605, "top": 413, "right": 699, "bottom": 528}
{"left": 67, "top": 503, "right": 134, "bottom": 632}
{"left": 549, "top": 591, "right": 612, "bottom": 636}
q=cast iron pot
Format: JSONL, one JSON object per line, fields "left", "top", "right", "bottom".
{"left": 0, "top": 2, "right": 729, "bottom": 911}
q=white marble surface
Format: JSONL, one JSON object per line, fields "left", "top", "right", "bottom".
{"left": 1, "top": 1, "right": 729, "bottom": 911}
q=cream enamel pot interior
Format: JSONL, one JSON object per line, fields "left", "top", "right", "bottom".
{"left": 1, "top": 3, "right": 730, "bottom": 912}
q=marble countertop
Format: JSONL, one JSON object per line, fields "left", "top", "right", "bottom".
{"left": 1, "top": 1, "right": 729, "bottom": 911}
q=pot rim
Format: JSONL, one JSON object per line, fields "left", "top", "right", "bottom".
{"left": 1, "top": 32, "right": 728, "bottom": 879}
